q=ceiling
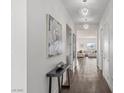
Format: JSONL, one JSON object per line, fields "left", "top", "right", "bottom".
{"left": 61, "top": 0, "right": 109, "bottom": 25}
{"left": 77, "top": 31, "right": 97, "bottom": 39}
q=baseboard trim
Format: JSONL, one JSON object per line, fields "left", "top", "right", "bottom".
{"left": 102, "top": 74, "right": 113, "bottom": 93}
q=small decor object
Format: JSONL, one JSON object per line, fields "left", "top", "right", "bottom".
{"left": 46, "top": 14, "right": 62, "bottom": 57}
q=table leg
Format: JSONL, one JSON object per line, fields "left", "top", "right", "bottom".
{"left": 67, "top": 69, "right": 70, "bottom": 87}
{"left": 58, "top": 77, "right": 61, "bottom": 93}
{"left": 49, "top": 77, "right": 52, "bottom": 93}
{"left": 61, "top": 74, "right": 63, "bottom": 86}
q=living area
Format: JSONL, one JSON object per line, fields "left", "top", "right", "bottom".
{"left": 76, "top": 25, "right": 97, "bottom": 59}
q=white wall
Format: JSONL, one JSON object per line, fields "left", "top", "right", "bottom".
{"left": 11, "top": 0, "right": 27, "bottom": 93}
{"left": 77, "top": 37, "right": 97, "bottom": 51}
{"left": 27, "top": 0, "right": 75, "bottom": 93}
{"left": 97, "top": 0, "right": 113, "bottom": 91}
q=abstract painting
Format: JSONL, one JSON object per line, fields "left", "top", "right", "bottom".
{"left": 46, "top": 14, "right": 62, "bottom": 57}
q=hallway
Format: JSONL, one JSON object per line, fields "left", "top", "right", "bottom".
{"left": 11, "top": 0, "right": 113, "bottom": 93}
{"left": 62, "top": 58, "right": 111, "bottom": 93}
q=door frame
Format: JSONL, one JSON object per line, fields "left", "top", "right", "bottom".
{"left": 100, "top": 26, "right": 104, "bottom": 71}
{"left": 66, "top": 24, "right": 72, "bottom": 65}
{"left": 102, "top": 23, "right": 110, "bottom": 79}
{"left": 100, "top": 23, "right": 110, "bottom": 77}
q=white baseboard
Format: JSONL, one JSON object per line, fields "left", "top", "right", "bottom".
{"left": 107, "top": 77, "right": 113, "bottom": 92}
{"left": 103, "top": 73, "right": 113, "bottom": 92}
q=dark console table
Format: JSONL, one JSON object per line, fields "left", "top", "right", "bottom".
{"left": 46, "top": 64, "right": 70, "bottom": 93}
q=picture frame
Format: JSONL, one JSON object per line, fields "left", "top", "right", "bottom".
{"left": 46, "top": 14, "right": 63, "bottom": 57}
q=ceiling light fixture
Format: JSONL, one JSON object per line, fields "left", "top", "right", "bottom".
{"left": 81, "top": 7, "right": 88, "bottom": 16}
{"left": 83, "top": 24, "right": 89, "bottom": 29}
{"left": 81, "top": 0, "right": 89, "bottom": 30}
{"left": 82, "top": 0, "right": 87, "bottom": 2}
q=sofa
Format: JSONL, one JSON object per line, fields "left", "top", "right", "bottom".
{"left": 87, "top": 50, "right": 97, "bottom": 58}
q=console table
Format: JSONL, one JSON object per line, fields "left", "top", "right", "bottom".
{"left": 46, "top": 64, "right": 70, "bottom": 93}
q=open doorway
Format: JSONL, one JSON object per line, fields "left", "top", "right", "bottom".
{"left": 76, "top": 28, "right": 97, "bottom": 60}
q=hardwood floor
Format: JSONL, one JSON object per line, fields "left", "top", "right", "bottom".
{"left": 62, "top": 57, "right": 112, "bottom": 93}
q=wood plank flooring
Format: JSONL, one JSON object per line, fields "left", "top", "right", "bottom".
{"left": 62, "top": 57, "right": 112, "bottom": 93}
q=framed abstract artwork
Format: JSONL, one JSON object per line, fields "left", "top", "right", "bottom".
{"left": 46, "top": 14, "right": 62, "bottom": 57}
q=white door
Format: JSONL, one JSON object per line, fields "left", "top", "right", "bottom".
{"left": 102, "top": 23, "right": 110, "bottom": 81}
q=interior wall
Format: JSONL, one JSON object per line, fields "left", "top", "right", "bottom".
{"left": 11, "top": 0, "right": 27, "bottom": 93}
{"left": 77, "top": 37, "right": 97, "bottom": 51}
{"left": 27, "top": 0, "right": 75, "bottom": 93}
{"left": 97, "top": 0, "right": 113, "bottom": 91}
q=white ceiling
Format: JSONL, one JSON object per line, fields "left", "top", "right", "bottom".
{"left": 77, "top": 30, "right": 97, "bottom": 39}
{"left": 61, "top": 0, "right": 109, "bottom": 25}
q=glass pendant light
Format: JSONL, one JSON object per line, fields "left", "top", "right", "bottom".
{"left": 81, "top": 7, "right": 88, "bottom": 16}
{"left": 83, "top": 24, "right": 89, "bottom": 29}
